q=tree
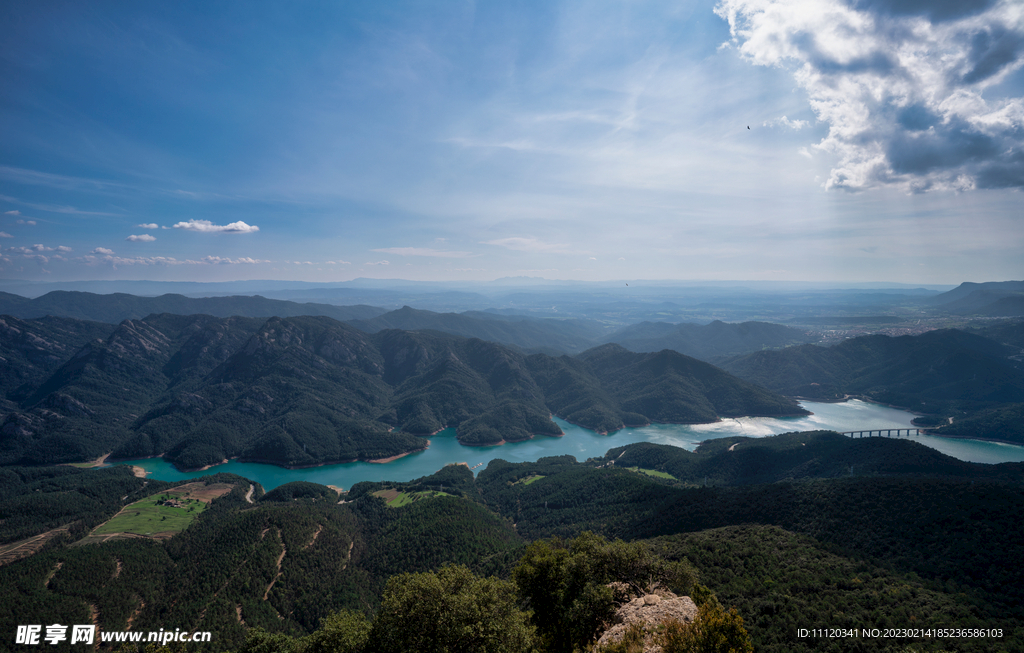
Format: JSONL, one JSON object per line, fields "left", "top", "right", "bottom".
{"left": 366, "top": 565, "right": 534, "bottom": 653}
{"left": 235, "top": 628, "right": 301, "bottom": 653}
{"left": 514, "top": 532, "right": 698, "bottom": 653}
{"left": 660, "top": 602, "right": 754, "bottom": 653}
{"left": 304, "top": 609, "right": 371, "bottom": 653}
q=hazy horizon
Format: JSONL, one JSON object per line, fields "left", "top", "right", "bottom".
{"left": 3, "top": 1, "right": 1023, "bottom": 286}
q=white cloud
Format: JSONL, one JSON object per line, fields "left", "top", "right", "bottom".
{"left": 82, "top": 253, "right": 176, "bottom": 267}
{"left": 126, "top": 234, "right": 157, "bottom": 242}
{"left": 136, "top": 223, "right": 159, "bottom": 229}
{"left": 365, "top": 260, "right": 390, "bottom": 265}
{"left": 80, "top": 251, "right": 269, "bottom": 267}
{"left": 16, "top": 219, "right": 36, "bottom": 225}
{"left": 172, "top": 219, "right": 260, "bottom": 233}
{"left": 372, "top": 247, "right": 474, "bottom": 258}
{"left": 201, "top": 256, "right": 269, "bottom": 264}
{"left": 0, "top": 232, "right": 11, "bottom": 238}
{"left": 8, "top": 244, "right": 54, "bottom": 253}
{"left": 763, "top": 116, "right": 810, "bottom": 130}
{"left": 4, "top": 210, "right": 19, "bottom": 215}
{"left": 326, "top": 260, "right": 352, "bottom": 265}
{"left": 482, "top": 237, "right": 572, "bottom": 253}
{"left": 56, "top": 246, "right": 71, "bottom": 252}
{"left": 716, "top": 0, "right": 1024, "bottom": 192}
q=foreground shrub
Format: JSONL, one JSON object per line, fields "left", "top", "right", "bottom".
{"left": 366, "top": 564, "right": 534, "bottom": 653}
{"left": 660, "top": 601, "right": 753, "bottom": 653}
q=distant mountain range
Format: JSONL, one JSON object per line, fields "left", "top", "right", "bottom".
{"left": 928, "top": 280, "right": 1024, "bottom": 316}
{"left": 0, "top": 313, "right": 804, "bottom": 469}
{"left": 347, "top": 305, "right": 609, "bottom": 354}
{"left": 0, "top": 291, "right": 387, "bottom": 323}
{"left": 602, "top": 319, "right": 814, "bottom": 360}
{"left": 0, "top": 290, "right": 821, "bottom": 360}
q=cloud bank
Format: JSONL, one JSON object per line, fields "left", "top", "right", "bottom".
{"left": 716, "top": 0, "right": 1024, "bottom": 192}
{"left": 372, "top": 247, "right": 474, "bottom": 258}
{"left": 82, "top": 250, "right": 270, "bottom": 267}
{"left": 172, "top": 219, "right": 260, "bottom": 233}
{"left": 126, "top": 234, "right": 156, "bottom": 242}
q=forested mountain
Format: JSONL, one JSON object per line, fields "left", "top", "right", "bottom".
{"left": 0, "top": 465, "right": 164, "bottom": 547}
{"left": 0, "top": 291, "right": 387, "bottom": 323}
{"left": 0, "top": 467, "right": 525, "bottom": 650}
{"left": 0, "top": 315, "right": 116, "bottom": 409}
{"left": 720, "top": 328, "right": 1024, "bottom": 414}
{"left": 2, "top": 431, "right": 1021, "bottom": 652}
{"left": 604, "top": 320, "right": 814, "bottom": 361}
{"left": 0, "top": 314, "right": 801, "bottom": 468}
{"left": 526, "top": 345, "right": 807, "bottom": 433}
{"left": 933, "top": 403, "right": 1024, "bottom": 445}
{"left": 965, "top": 318, "right": 1024, "bottom": 349}
{"left": 598, "top": 430, "right": 1021, "bottom": 486}
{"left": 970, "top": 295, "right": 1024, "bottom": 316}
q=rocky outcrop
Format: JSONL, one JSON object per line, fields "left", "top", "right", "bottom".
{"left": 594, "top": 589, "right": 698, "bottom": 652}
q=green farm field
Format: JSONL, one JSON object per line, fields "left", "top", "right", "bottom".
{"left": 372, "top": 488, "right": 452, "bottom": 507}
{"left": 626, "top": 467, "right": 676, "bottom": 480}
{"left": 93, "top": 493, "right": 208, "bottom": 536}
{"left": 516, "top": 474, "right": 546, "bottom": 485}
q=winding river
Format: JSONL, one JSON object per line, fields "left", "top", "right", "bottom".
{"left": 110, "top": 400, "right": 1024, "bottom": 491}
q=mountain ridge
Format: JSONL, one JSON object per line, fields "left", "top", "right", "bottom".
{"left": 0, "top": 291, "right": 387, "bottom": 324}
{"left": 0, "top": 314, "right": 803, "bottom": 469}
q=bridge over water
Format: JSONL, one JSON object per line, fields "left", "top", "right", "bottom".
{"left": 840, "top": 428, "right": 921, "bottom": 438}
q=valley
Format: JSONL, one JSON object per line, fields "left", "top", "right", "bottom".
{"left": 1, "top": 284, "right": 1022, "bottom": 652}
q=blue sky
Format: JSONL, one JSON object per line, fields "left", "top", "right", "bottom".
{"left": 1, "top": 0, "right": 1022, "bottom": 285}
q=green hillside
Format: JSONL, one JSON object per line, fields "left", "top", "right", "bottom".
{"left": 527, "top": 344, "right": 807, "bottom": 433}
{"left": 0, "top": 433, "right": 1021, "bottom": 652}
{"left": 934, "top": 403, "right": 1024, "bottom": 445}
{"left": 1, "top": 314, "right": 802, "bottom": 468}
{"left": 721, "top": 328, "right": 1024, "bottom": 414}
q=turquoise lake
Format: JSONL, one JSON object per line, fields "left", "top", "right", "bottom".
{"left": 110, "top": 400, "right": 1024, "bottom": 491}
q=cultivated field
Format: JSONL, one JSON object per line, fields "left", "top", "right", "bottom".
{"left": 625, "top": 467, "right": 676, "bottom": 480}
{"left": 82, "top": 482, "right": 236, "bottom": 542}
{"left": 514, "top": 474, "right": 547, "bottom": 486}
{"left": 372, "top": 488, "right": 452, "bottom": 507}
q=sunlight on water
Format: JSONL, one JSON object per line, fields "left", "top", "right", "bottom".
{"left": 110, "top": 400, "right": 1024, "bottom": 491}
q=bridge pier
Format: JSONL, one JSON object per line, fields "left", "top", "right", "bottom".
{"left": 841, "top": 428, "right": 921, "bottom": 438}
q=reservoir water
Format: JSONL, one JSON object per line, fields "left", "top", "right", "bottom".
{"left": 111, "top": 400, "right": 1024, "bottom": 491}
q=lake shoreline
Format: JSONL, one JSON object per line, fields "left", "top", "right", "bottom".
{"left": 98, "top": 402, "right": 1024, "bottom": 490}
{"left": 922, "top": 432, "right": 1024, "bottom": 448}
{"left": 790, "top": 396, "right": 1023, "bottom": 447}
{"left": 107, "top": 447, "right": 434, "bottom": 473}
